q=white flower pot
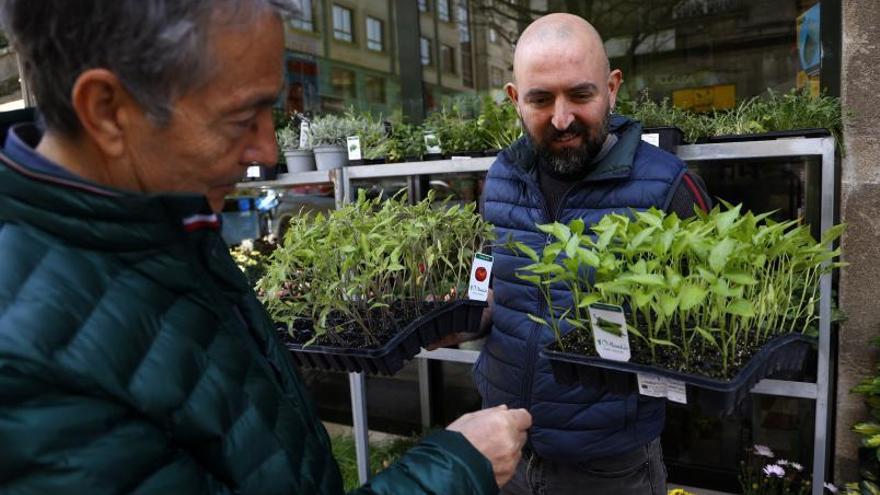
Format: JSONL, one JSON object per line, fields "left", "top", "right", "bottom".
{"left": 313, "top": 145, "right": 349, "bottom": 170}
{"left": 283, "top": 149, "right": 316, "bottom": 173}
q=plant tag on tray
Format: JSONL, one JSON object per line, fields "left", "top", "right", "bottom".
{"left": 299, "top": 122, "right": 310, "bottom": 149}
{"left": 346, "top": 135, "right": 362, "bottom": 160}
{"left": 468, "top": 253, "right": 493, "bottom": 301}
{"left": 636, "top": 374, "right": 687, "bottom": 404}
{"left": 641, "top": 133, "right": 660, "bottom": 147}
{"left": 246, "top": 165, "right": 261, "bottom": 179}
{"left": 637, "top": 373, "right": 667, "bottom": 398}
{"left": 424, "top": 132, "right": 442, "bottom": 155}
{"left": 588, "top": 303, "right": 631, "bottom": 361}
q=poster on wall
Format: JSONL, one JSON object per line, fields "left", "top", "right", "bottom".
{"left": 796, "top": 2, "right": 821, "bottom": 97}
{"left": 284, "top": 51, "right": 320, "bottom": 115}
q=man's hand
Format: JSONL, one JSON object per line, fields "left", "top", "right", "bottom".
{"left": 446, "top": 405, "right": 532, "bottom": 488}
{"left": 425, "top": 289, "right": 493, "bottom": 351}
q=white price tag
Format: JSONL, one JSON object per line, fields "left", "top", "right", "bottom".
{"left": 468, "top": 253, "right": 493, "bottom": 301}
{"left": 346, "top": 135, "right": 362, "bottom": 161}
{"left": 641, "top": 133, "right": 660, "bottom": 147}
{"left": 665, "top": 378, "right": 687, "bottom": 404}
{"left": 246, "top": 165, "right": 261, "bottom": 178}
{"left": 299, "top": 122, "right": 310, "bottom": 149}
{"left": 450, "top": 155, "right": 473, "bottom": 160}
{"left": 588, "top": 303, "right": 631, "bottom": 361}
{"left": 637, "top": 373, "right": 667, "bottom": 398}
{"left": 424, "top": 132, "right": 442, "bottom": 154}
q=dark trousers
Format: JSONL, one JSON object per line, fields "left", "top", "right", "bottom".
{"left": 500, "top": 438, "right": 667, "bottom": 495}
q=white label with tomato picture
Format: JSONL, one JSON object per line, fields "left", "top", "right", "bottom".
{"left": 468, "top": 253, "right": 493, "bottom": 301}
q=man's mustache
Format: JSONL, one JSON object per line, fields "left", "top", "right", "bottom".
{"left": 543, "top": 120, "right": 590, "bottom": 142}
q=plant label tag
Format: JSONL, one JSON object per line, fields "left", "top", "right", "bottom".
{"left": 664, "top": 378, "right": 687, "bottom": 404}
{"left": 450, "top": 155, "right": 472, "bottom": 160}
{"left": 246, "top": 165, "right": 261, "bottom": 179}
{"left": 468, "top": 253, "right": 493, "bottom": 301}
{"left": 346, "top": 136, "right": 362, "bottom": 160}
{"left": 588, "top": 303, "right": 631, "bottom": 361}
{"left": 637, "top": 373, "right": 667, "bottom": 398}
{"left": 424, "top": 132, "right": 442, "bottom": 154}
{"left": 641, "top": 133, "right": 660, "bottom": 147}
{"left": 299, "top": 122, "right": 310, "bottom": 149}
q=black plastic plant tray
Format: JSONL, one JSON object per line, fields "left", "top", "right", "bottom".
{"left": 694, "top": 128, "right": 830, "bottom": 144}
{"left": 541, "top": 333, "right": 815, "bottom": 415}
{"left": 284, "top": 299, "right": 487, "bottom": 375}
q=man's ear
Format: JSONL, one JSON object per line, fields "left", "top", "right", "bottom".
{"left": 504, "top": 82, "right": 522, "bottom": 119}
{"left": 70, "top": 68, "right": 137, "bottom": 158}
{"left": 607, "top": 69, "right": 623, "bottom": 110}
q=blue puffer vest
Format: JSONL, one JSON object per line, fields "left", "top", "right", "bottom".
{"left": 475, "top": 115, "right": 688, "bottom": 463}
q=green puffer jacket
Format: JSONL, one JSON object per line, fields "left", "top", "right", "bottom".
{"left": 0, "top": 149, "right": 496, "bottom": 494}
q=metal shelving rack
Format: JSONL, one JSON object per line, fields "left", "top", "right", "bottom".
{"left": 245, "top": 136, "right": 837, "bottom": 494}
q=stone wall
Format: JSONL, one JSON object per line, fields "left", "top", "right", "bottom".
{"left": 835, "top": 0, "right": 880, "bottom": 482}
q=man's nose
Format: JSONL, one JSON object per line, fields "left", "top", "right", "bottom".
{"left": 242, "top": 108, "right": 278, "bottom": 166}
{"left": 551, "top": 99, "right": 575, "bottom": 131}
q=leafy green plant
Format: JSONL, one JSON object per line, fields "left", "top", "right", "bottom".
{"left": 847, "top": 337, "right": 880, "bottom": 494}
{"left": 258, "top": 190, "right": 495, "bottom": 345}
{"left": 512, "top": 203, "right": 844, "bottom": 375}
{"left": 478, "top": 97, "right": 522, "bottom": 150}
{"left": 424, "top": 105, "right": 485, "bottom": 154}
{"left": 344, "top": 108, "right": 391, "bottom": 160}
{"left": 386, "top": 121, "right": 427, "bottom": 162}
{"left": 618, "top": 88, "right": 845, "bottom": 148}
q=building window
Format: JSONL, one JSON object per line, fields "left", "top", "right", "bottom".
{"left": 488, "top": 28, "right": 498, "bottom": 44}
{"left": 418, "top": 0, "right": 430, "bottom": 13}
{"left": 290, "top": 0, "right": 314, "bottom": 31}
{"left": 437, "top": 0, "right": 451, "bottom": 22}
{"left": 332, "top": 5, "right": 353, "bottom": 43}
{"left": 441, "top": 44, "right": 456, "bottom": 74}
{"left": 420, "top": 37, "right": 433, "bottom": 66}
{"left": 461, "top": 44, "right": 473, "bottom": 87}
{"left": 331, "top": 67, "right": 356, "bottom": 98}
{"left": 365, "top": 76, "right": 386, "bottom": 104}
{"left": 366, "top": 17, "right": 383, "bottom": 51}
{"left": 490, "top": 66, "right": 504, "bottom": 88}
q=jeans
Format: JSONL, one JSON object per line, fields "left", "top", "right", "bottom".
{"left": 500, "top": 438, "right": 667, "bottom": 495}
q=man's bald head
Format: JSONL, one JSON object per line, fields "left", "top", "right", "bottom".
{"left": 513, "top": 13, "right": 609, "bottom": 83}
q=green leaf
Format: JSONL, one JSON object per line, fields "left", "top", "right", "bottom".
{"left": 513, "top": 242, "right": 539, "bottom": 262}
{"left": 726, "top": 299, "right": 755, "bottom": 317}
{"left": 714, "top": 204, "right": 742, "bottom": 236}
{"left": 627, "top": 226, "right": 656, "bottom": 252}
{"left": 570, "top": 218, "right": 585, "bottom": 236}
{"left": 724, "top": 271, "right": 758, "bottom": 285}
{"left": 621, "top": 273, "right": 666, "bottom": 286}
{"left": 694, "top": 326, "right": 717, "bottom": 347}
{"left": 565, "top": 234, "right": 580, "bottom": 259}
{"left": 527, "top": 314, "right": 549, "bottom": 327}
{"left": 650, "top": 338, "right": 679, "bottom": 349}
{"left": 658, "top": 294, "right": 678, "bottom": 317}
{"left": 516, "top": 274, "right": 542, "bottom": 285}
{"left": 709, "top": 238, "right": 737, "bottom": 273}
{"left": 626, "top": 324, "right": 644, "bottom": 339}
{"left": 678, "top": 285, "right": 708, "bottom": 311}
{"left": 578, "top": 293, "right": 603, "bottom": 308}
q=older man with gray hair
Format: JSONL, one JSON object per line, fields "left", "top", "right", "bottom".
{"left": 0, "top": 1, "right": 531, "bottom": 493}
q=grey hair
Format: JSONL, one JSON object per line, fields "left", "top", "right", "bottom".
{"left": 0, "top": 0, "right": 297, "bottom": 135}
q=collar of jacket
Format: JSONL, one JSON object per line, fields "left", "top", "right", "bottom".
{"left": 501, "top": 114, "right": 643, "bottom": 184}
{"left": 0, "top": 149, "right": 222, "bottom": 253}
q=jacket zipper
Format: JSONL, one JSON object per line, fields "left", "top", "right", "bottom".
{"left": 520, "top": 184, "right": 578, "bottom": 411}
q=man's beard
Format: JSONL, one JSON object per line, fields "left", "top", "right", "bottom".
{"left": 523, "top": 110, "right": 610, "bottom": 179}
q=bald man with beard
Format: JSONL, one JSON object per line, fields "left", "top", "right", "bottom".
{"left": 472, "top": 13, "right": 712, "bottom": 495}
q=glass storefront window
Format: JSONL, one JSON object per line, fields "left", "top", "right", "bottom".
{"left": 330, "top": 67, "right": 356, "bottom": 99}
{"left": 441, "top": 45, "right": 456, "bottom": 74}
{"left": 365, "top": 76, "right": 386, "bottom": 104}
{"left": 290, "top": 0, "right": 314, "bottom": 32}
{"left": 420, "top": 37, "right": 433, "bottom": 67}
{"left": 438, "top": 0, "right": 451, "bottom": 22}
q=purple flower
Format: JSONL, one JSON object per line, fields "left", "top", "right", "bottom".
{"left": 763, "top": 464, "right": 785, "bottom": 477}
{"left": 824, "top": 482, "right": 839, "bottom": 493}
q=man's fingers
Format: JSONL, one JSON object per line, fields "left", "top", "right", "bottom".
{"left": 506, "top": 408, "right": 532, "bottom": 430}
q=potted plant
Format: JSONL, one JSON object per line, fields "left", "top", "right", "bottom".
{"left": 276, "top": 123, "right": 315, "bottom": 174}
{"left": 425, "top": 106, "right": 485, "bottom": 158}
{"left": 386, "top": 121, "right": 426, "bottom": 163}
{"left": 477, "top": 97, "right": 522, "bottom": 156}
{"left": 510, "top": 203, "right": 844, "bottom": 412}
{"left": 308, "top": 114, "right": 359, "bottom": 170}
{"left": 258, "top": 191, "right": 495, "bottom": 375}
{"left": 847, "top": 337, "right": 880, "bottom": 494}
{"left": 345, "top": 109, "right": 391, "bottom": 166}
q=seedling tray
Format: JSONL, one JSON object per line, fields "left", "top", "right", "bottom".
{"left": 541, "top": 333, "right": 815, "bottom": 415}
{"left": 284, "top": 299, "right": 487, "bottom": 375}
